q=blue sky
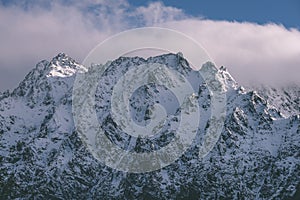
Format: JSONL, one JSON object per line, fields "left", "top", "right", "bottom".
{"left": 128, "top": 0, "right": 300, "bottom": 29}
{"left": 0, "top": 0, "right": 300, "bottom": 90}
{"left": 1, "top": 0, "right": 300, "bottom": 28}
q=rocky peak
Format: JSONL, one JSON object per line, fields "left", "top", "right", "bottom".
{"left": 47, "top": 53, "right": 86, "bottom": 78}
{"left": 219, "top": 65, "right": 239, "bottom": 90}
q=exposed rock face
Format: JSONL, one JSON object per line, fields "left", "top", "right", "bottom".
{"left": 0, "top": 53, "right": 299, "bottom": 199}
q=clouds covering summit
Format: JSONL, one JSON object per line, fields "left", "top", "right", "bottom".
{"left": 0, "top": 0, "right": 300, "bottom": 90}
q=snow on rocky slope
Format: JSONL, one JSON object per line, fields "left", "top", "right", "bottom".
{"left": 0, "top": 53, "right": 299, "bottom": 199}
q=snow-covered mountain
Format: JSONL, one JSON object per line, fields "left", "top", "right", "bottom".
{"left": 0, "top": 53, "right": 299, "bottom": 199}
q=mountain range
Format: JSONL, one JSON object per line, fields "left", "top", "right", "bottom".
{"left": 0, "top": 53, "right": 299, "bottom": 199}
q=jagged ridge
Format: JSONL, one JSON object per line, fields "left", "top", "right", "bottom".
{"left": 0, "top": 53, "right": 299, "bottom": 199}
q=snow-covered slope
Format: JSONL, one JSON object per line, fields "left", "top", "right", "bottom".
{"left": 254, "top": 85, "right": 299, "bottom": 118}
{"left": 0, "top": 53, "right": 299, "bottom": 199}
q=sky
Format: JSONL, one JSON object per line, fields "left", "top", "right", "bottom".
{"left": 0, "top": 0, "right": 300, "bottom": 91}
{"left": 128, "top": 0, "right": 300, "bottom": 29}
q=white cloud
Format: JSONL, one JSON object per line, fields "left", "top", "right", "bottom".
{"left": 0, "top": 0, "right": 126, "bottom": 90}
{"left": 162, "top": 20, "right": 300, "bottom": 86}
{"left": 0, "top": 0, "right": 299, "bottom": 90}
{"left": 134, "top": 2, "right": 187, "bottom": 26}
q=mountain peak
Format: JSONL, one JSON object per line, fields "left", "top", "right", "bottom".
{"left": 47, "top": 53, "right": 86, "bottom": 77}
{"left": 218, "top": 65, "right": 238, "bottom": 90}
{"left": 11, "top": 54, "right": 85, "bottom": 98}
{"left": 50, "top": 53, "right": 74, "bottom": 64}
